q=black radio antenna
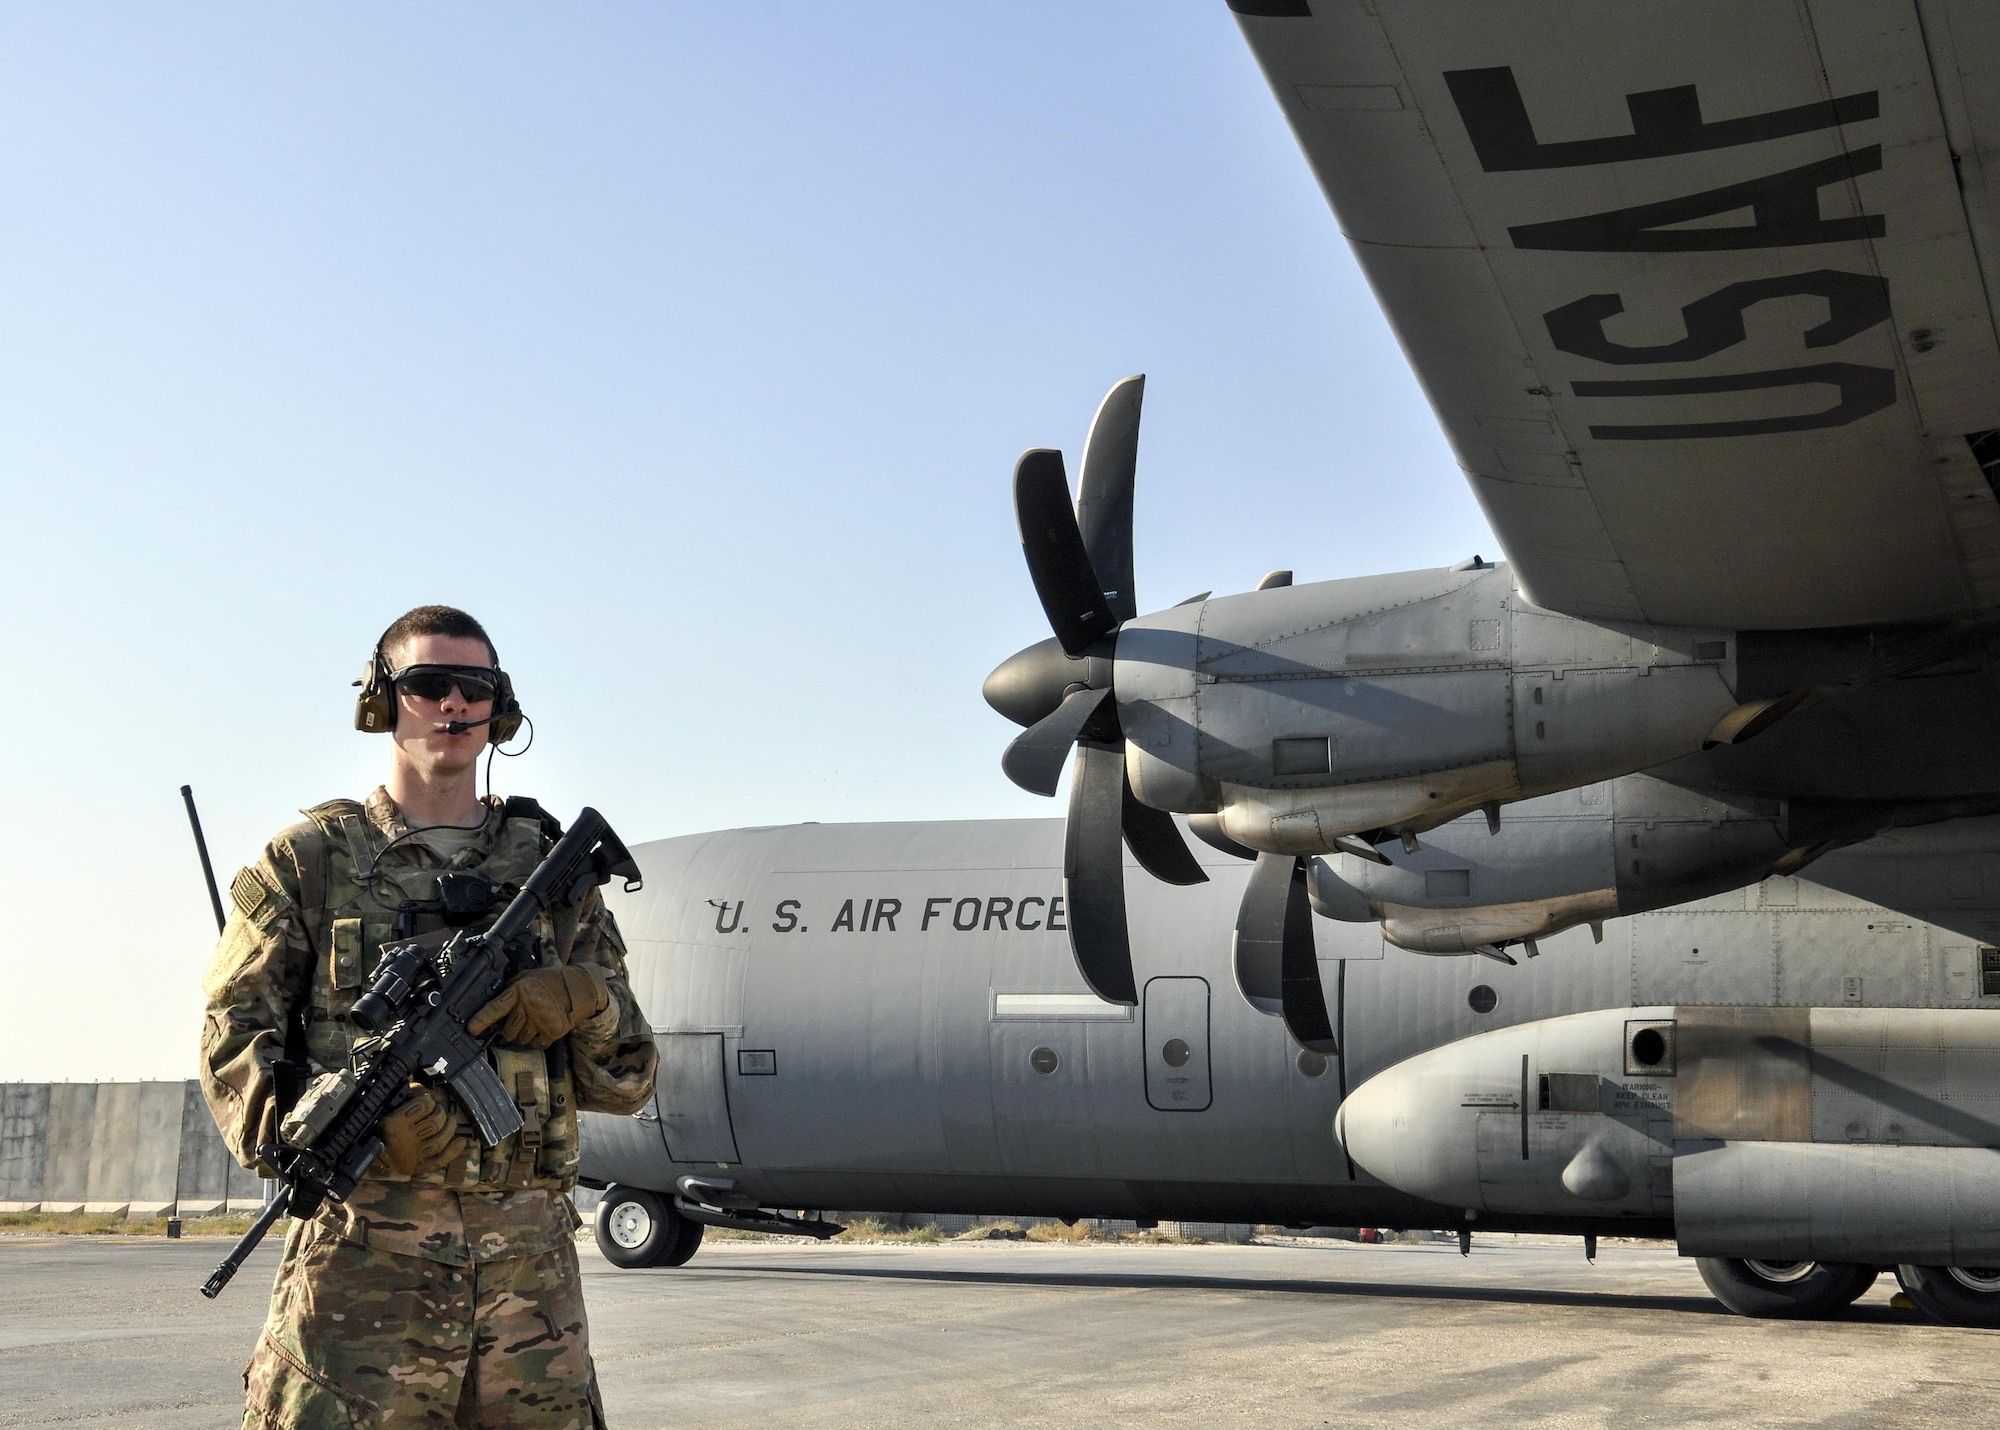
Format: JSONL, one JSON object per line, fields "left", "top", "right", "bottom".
{"left": 181, "top": 784, "right": 227, "bottom": 935}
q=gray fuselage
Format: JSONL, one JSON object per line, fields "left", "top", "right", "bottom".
{"left": 577, "top": 812, "right": 2000, "bottom": 1238}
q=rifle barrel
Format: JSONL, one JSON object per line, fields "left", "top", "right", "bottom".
{"left": 199, "top": 1184, "right": 291, "bottom": 1299}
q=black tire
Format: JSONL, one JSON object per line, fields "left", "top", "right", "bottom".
{"left": 1828, "top": 1263, "right": 1881, "bottom": 1310}
{"left": 1697, "top": 1258, "right": 1878, "bottom": 1318}
{"left": 662, "top": 1214, "right": 706, "bottom": 1267}
{"left": 594, "top": 1185, "right": 681, "bottom": 1269}
{"left": 1896, "top": 1264, "right": 2000, "bottom": 1328}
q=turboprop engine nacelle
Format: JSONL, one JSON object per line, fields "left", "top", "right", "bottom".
{"left": 1114, "top": 564, "right": 1744, "bottom": 855}
{"left": 1305, "top": 774, "right": 1812, "bottom": 955}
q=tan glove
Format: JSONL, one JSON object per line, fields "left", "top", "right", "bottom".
{"left": 468, "top": 964, "right": 610, "bottom": 1049}
{"left": 374, "top": 1086, "right": 468, "bottom": 1178}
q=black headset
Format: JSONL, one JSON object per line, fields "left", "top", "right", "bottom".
{"left": 353, "top": 639, "right": 524, "bottom": 744}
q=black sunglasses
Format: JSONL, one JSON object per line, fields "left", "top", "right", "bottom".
{"left": 391, "top": 664, "right": 499, "bottom": 704}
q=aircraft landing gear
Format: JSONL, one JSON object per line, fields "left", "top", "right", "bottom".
{"left": 1696, "top": 1258, "right": 1877, "bottom": 1318}
{"left": 594, "top": 1184, "right": 706, "bottom": 1269}
{"left": 1895, "top": 1264, "right": 2000, "bottom": 1327}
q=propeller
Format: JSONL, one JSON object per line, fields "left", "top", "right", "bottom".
{"left": 985, "top": 375, "right": 1207, "bottom": 1006}
{"left": 1232, "top": 853, "right": 1339, "bottom": 1055}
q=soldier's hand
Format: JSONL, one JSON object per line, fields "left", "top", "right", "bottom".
{"left": 375, "top": 1086, "right": 468, "bottom": 1178}
{"left": 468, "top": 964, "right": 610, "bottom": 1049}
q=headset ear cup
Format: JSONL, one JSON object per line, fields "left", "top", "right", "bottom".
{"left": 491, "top": 670, "right": 523, "bottom": 744}
{"left": 354, "top": 651, "right": 395, "bottom": 733}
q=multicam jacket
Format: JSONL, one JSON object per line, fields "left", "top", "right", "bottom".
{"left": 200, "top": 787, "right": 657, "bottom": 1265}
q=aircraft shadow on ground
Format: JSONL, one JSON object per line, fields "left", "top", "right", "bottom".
{"left": 668, "top": 1260, "right": 1728, "bottom": 1315}
{"left": 659, "top": 1258, "right": 1920, "bottom": 1324}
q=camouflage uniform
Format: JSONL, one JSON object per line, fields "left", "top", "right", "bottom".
{"left": 201, "top": 788, "right": 658, "bottom": 1429}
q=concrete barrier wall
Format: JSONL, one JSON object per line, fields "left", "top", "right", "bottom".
{"left": 131, "top": 1081, "right": 188, "bottom": 1215}
{"left": 0, "top": 1085, "right": 51, "bottom": 1210}
{"left": 173, "top": 1081, "right": 261, "bottom": 1214}
{"left": 42, "top": 1084, "right": 98, "bottom": 1212}
{"left": 0, "top": 1082, "right": 264, "bottom": 1217}
{"left": 84, "top": 1082, "right": 139, "bottom": 1214}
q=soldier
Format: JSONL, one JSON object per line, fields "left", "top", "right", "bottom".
{"left": 200, "top": 605, "right": 658, "bottom": 1428}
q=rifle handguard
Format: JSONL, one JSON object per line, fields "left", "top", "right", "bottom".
{"left": 280, "top": 1070, "right": 359, "bottom": 1149}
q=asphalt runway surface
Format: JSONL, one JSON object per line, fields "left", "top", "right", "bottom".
{"left": 2, "top": 1232, "right": 1995, "bottom": 1428}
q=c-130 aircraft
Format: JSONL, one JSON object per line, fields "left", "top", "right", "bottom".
{"left": 577, "top": 1, "right": 2000, "bottom": 1327}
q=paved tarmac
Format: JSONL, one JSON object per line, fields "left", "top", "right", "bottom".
{"left": 1, "top": 1232, "right": 1995, "bottom": 1428}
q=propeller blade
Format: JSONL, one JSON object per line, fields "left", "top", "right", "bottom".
{"left": 1076, "top": 375, "right": 1143, "bottom": 624}
{"left": 1232, "top": 852, "right": 1293, "bottom": 1017}
{"left": 1015, "top": 449, "right": 1118, "bottom": 657}
{"left": 1120, "top": 776, "right": 1208, "bottom": 887}
{"left": 1235, "top": 853, "right": 1336, "bottom": 1048}
{"left": 1000, "top": 686, "right": 1114, "bottom": 796}
{"left": 1187, "top": 812, "right": 1257, "bottom": 861}
{"left": 1064, "top": 741, "right": 1137, "bottom": 1005}
{"left": 1279, "top": 861, "right": 1340, "bottom": 1055}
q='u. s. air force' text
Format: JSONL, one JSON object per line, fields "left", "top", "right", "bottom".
{"left": 706, "top": 895, "right": 1067, "bottom": 935}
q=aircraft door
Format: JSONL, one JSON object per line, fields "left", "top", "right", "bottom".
{"left": 1143, "top": 977, "right": 1212, "bottom": 1112}
{"left": 654, "top": 1032, "right": 741, "bottom": 1164}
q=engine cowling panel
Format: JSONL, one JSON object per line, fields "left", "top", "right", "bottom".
{"left": 1118, "top": 564, "right": 1741, "bottom": 854}
{"left": 1308, "top": 774, "right": 1798, "bottom": 953}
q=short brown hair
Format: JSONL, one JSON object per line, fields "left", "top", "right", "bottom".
{"left": 379, "top": 605, "right": 498, "bottom": 668}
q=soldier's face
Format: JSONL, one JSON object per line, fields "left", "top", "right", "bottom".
{"left": 387, "top": 632, "right": 497, "bottom": 777}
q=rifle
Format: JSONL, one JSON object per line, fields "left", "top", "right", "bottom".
{"left": 200, "top": 806, "right": 642, "bottom": 1298}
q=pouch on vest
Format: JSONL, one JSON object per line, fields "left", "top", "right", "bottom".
{"left": 537, "top": 1052, "right": 580, "bottom": 1180}
{"left": 490, "top": 1045, "right": 550, "bottom": 1189}
{"left": 329, "top": 918, "right": 366, "bottom": 991}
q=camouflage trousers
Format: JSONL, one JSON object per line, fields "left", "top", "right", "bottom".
{"left": 242, "top": 1216, "right": 605, "bottom": 1429}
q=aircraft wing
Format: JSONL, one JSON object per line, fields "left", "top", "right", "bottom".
{"left": 1232, "top": 1, "right": 2000, "bottom": 629}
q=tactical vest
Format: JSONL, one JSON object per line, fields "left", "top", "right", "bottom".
{"left": 288, "top": 795, "right": 582, "bottom": 1191}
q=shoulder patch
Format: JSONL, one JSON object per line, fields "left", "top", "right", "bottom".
{"left": 231, "top": 866, "right": 273, "bottom": 920}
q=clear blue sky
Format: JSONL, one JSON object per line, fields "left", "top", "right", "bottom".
{"left": 0, "top": 3, "right": 1490, "bottom": 1080}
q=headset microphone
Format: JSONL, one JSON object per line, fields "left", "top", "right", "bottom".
{"left": 443, "top": 715, "right": 499, "bottom": 734}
